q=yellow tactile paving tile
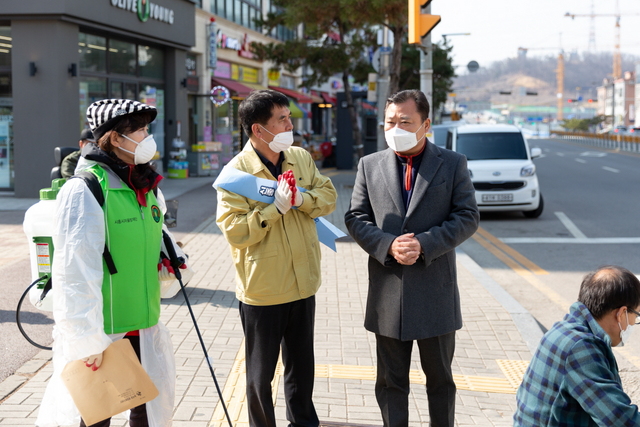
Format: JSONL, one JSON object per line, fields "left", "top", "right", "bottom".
{"left": 210, "top": 357, "right": 530, "bottom": 426}
{"left": 496, "top": 359, "right": 530, "bottom": 389}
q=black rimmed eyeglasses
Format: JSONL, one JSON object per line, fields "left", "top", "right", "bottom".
{"left": 628, "top": 308, "right": 640, "bottom": 325}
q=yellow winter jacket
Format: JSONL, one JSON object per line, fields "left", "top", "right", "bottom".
{"left": 216, "top": 142, "right": 338, "bottom": 306}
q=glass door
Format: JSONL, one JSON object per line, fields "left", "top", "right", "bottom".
{"left": 0, "top": 73, "right": 12, "bottom": 190}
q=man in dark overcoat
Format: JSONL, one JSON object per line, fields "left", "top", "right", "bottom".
{"left": 344, "top": 89, "right": 479, "bottom": 427}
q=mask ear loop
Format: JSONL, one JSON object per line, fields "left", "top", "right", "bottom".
{"left": 618, "top": 308, "right": 630, "bottom": 332}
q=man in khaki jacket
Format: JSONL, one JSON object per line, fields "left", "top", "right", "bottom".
{"left": 216, "top": 89, "right": 337, "bottom": 427}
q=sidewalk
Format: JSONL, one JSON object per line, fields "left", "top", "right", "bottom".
{"left": 0, "top": 170, "right": 540, "bottom": 427}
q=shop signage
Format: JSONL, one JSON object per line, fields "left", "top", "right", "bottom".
{"left": 213, "top": 61, "right": 231, "bottom": 79}
{"left": 210, "top": 86, "right": 231, "bottom": 106}
{"left": 208, "top": 21, "right": 218, "bottom": 70}
{"left": 268, "top": 69, "right": 281, "bottom": 86}
{"left": 238, "top": 34, "right": 256, "bottom": 59}
{"left": 217, "top": 31, "right": 242, "bottom": 51}
{"left": 231, "top": 64, "right": 258, "bottom": 84}
{"left": 110, "top": 0, "right": 175, "bottom": 25}
{"left": 186, "top": 55, "right": 197, "bottom": 75}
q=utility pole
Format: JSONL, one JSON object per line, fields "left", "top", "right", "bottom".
{"left": 556, "top": 52, "right": 564, "bottom": 121}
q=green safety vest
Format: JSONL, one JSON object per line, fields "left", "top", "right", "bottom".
{"left": 87, "top": 165, "right": 164, "bottom": 334}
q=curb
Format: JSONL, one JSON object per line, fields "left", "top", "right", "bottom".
{"left": 0, "top": 350, "right": 52, "bottom": 402}
{"left": 457, "top": 248, "right": 545, "bottom": 355}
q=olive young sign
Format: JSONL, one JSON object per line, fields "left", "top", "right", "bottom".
{"left": 110, "top": 0, "right": 175, "bottom": 24}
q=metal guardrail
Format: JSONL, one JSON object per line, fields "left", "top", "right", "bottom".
{"left": 552, "top": 131, "right": 640, "bottom": 153}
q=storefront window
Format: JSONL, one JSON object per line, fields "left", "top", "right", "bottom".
{"left": 79, "top": 33, "right": 107, "bottom": 73}
{"left": 139, "top": 85, "right": 165, "bottom": 158}
{"left": 214, "top": 101, "right": 235, "bottom": 164}
{"left": 79, "top": 77, "right": 107, "bottom": 129}
{"left": 109, "top": 39, "right": 136, "bottom": 75}
{"left": 139, "top": 45, "right": 164, "bottom": 79}
{"left": 0, "top": 27, "right": 11, "bottom": 68}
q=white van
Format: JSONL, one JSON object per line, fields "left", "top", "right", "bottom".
{"left": 446, "top": 124, "right": 543, "bottom": 218}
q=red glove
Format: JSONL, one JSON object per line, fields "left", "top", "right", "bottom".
{"left": 278, "top": 170, "right": 299, "bottom": 206}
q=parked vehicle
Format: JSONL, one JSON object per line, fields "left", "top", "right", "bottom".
{"left": 446, "top": 124, "right": 543, "bottom": 218}
{"left": 427, "top": 121, "right": 465, "bottom": 148}
{"left": 610, "top": 125, "right": 628, "bottom": 135}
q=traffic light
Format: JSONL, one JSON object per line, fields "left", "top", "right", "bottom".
{"left": 408, "top": 0, "right": 441, "bottom": 44}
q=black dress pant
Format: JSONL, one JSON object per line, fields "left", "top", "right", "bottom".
{"left": 79, "top": 335, "right": 149, "bottom": 427}
{"left": 375, "top": 331, "right": 456, "bottom": 427}
{"left": 239, "top": 296, "right": 319, "bottom": 427}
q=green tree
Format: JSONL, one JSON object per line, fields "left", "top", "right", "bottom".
{"left": 561, "top": 116, "right": 605, "bottom": 132}
{"left": 251, "top": 0, "right": 409, "bottom": 158}
{"left": 399, "top": 40, "right": 456, "bottom": 116}
{"left": 561, "top": 118, "right": 589, "bottom": 132}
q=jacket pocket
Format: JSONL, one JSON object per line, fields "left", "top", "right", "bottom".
{"left": 243, "top": 248, "right": 289, "bottom": 298}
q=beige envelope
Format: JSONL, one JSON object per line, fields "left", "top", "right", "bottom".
{"left": 61, "top": 338, "right": 159, "bottom": 426}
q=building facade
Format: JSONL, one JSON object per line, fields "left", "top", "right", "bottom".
{"left": 1, "top": 0, "right": 196, "bottom": 197}
{"left": 1, "top": 0, "right": 341, "bottom": 195}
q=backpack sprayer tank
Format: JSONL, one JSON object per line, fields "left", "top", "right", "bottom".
{"left": 22, "top": 178, "right": 66, "bottom": 311}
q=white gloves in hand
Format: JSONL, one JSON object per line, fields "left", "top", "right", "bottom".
{"left": 274, "top": 179, "right": 292, "bottom": 214}
{"left": 158, "top": 258, "right": 176, "bottom": 281}
{"left": 83, "top": 353, "right": 103, "bottom": 371}
{"left": 293, "top": 190, "right": 303, "bottom": 208}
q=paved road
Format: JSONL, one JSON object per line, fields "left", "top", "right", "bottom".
{"left": 460, "top": 136, "right": 640, "bottom": 398}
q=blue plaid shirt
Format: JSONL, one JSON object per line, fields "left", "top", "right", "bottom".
{"left": 514, "top": 302, "right": 640, "bottom": 426}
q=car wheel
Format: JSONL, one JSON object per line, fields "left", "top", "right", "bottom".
{"left": 523, "top": 194, "right": 544, "bottom": 218}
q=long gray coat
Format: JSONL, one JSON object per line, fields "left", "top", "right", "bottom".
{"left": 345, "top": 142, "right": 479, "bottom": 341}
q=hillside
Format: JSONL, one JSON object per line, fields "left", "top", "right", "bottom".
{"left": 452, "top": 52, "right": 640, "bottom": 106}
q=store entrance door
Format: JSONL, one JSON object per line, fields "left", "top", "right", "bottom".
{"left": 0, "top": 73, "right": 13, "bottom": 190}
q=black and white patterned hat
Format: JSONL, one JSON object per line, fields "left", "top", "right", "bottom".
{"left": 86, "top": 99, "right": 157, "bottom": 140}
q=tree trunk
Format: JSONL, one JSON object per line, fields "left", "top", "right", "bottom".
{"left": 387, "top": 25, "right": 405, "bottom": 99}
{"left": 342, "top": 71, "right": 364, "bottom": 161}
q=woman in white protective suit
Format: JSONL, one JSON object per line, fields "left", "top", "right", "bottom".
{"left": 36, "top": 99, "right": 180, "bottom": 427}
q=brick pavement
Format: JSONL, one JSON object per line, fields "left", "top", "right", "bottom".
{"left": 0, "top": 170, "right": 538, "bottom": 426}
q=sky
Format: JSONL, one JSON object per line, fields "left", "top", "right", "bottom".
{"left": 429, "top": 0, "right": 640, "bottom": 75}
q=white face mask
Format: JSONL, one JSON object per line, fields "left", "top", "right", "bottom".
{"left": 616, "top": 311, "right": 635, "bottom": 347}
{"left": 260, "top": 125, "right": 294, "bottom": 153}
{"left": 385, "top": 124, "right": 425, "bottom": 152}
{"left": 119, "top": 133, "right": 157, "bottom": 165}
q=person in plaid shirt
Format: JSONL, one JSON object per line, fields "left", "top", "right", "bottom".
{"left": 514, "top": 265, "right": 640, "bottom": 426}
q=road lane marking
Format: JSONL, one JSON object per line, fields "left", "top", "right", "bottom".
{"left": 556, "top": 152, "right": 565, "bottom": 156}
{"left": 475, "top": 227, "right": 548, "bottom": 275}
{"left": 472, "top": 233, "right": 531, "bottom": 276}
{"left": 575, "top": 158, "right": 587, "bottom": 163}
{"left": 602, "top": 166, "right": 619, "bottom": 173}
{"left": 580, "top": 151, "right": 607, "bottom": 157}
{"left": 554, "top": 212, "right": 587, "bottom": 239}
{"left": 501, "top": 237, "right": 640, "bottom": 244}
{"left": 472, "top": 228, "right": 570, "bottom": 312}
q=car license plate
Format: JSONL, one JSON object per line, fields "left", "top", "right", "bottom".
{"left": 482, "top": 193, "right": 513, "bottom": 202}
